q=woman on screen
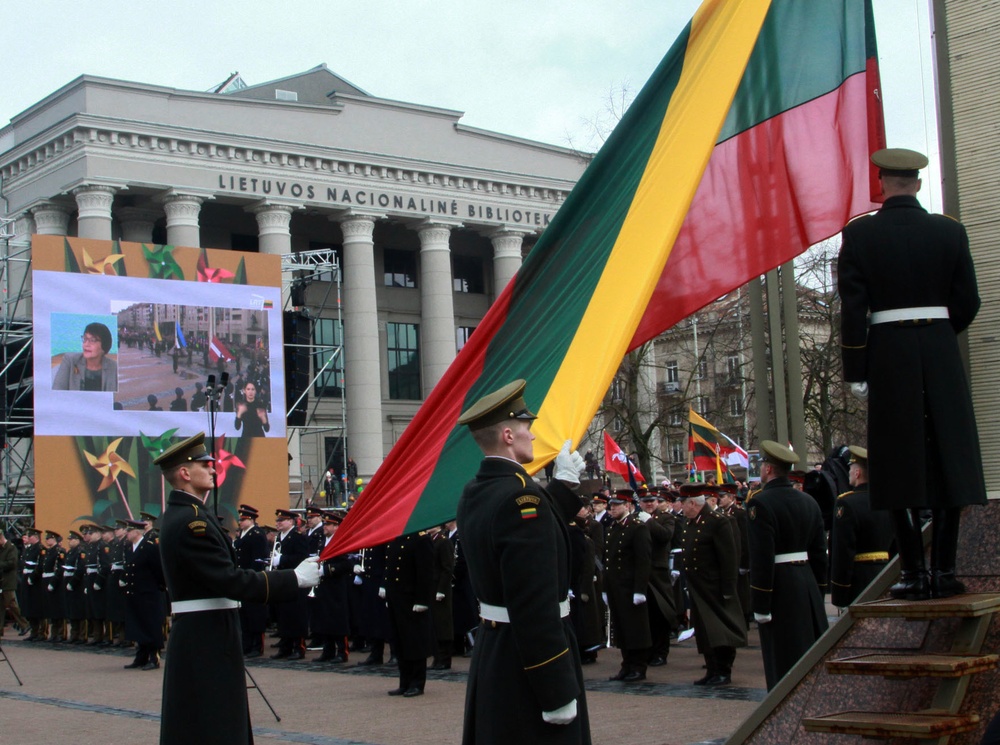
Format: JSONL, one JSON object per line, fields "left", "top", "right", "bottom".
{"left": 234, "top": 381, "right": 269, "bottom": 438}
{"left": 52, "top": 322, "right": 118, "bottom": 392}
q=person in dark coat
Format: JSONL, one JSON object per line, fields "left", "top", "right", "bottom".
{"left": 122, "top": 520, "right": 165, "bottom": 670}
{"left": 303, "top": 506, "right": 325, "bottom": 649}
{"left": 679, "top": 484, "right": 747, "bottom": 687}
{"left": 313, "top": 512, "right": 352, "bottom": 663}
{"left": 154, "top": 432, "right": 320, "bottom": 745}
{"left": 0, "top": 529, "right": 30, "bottom": 637}
{"left": 838, "top": 147, "right": 986, "bottom": 601}
{"left": 41, "top": 530, "right": 66, "bottom": 642}
{"left": 382, "top": 531, "right": 436, "bottom": 696}
{"left": 168, "top": 387, "right": 187, "bottom": 412}
{"left": 428, "top": 526, "right": 455, "bottom": 670}
{"left": 568, "top": 503, "right": 603, "bottom": 664}
{"left": 20, "top": 527, "right": 43, "bottom": 640}
{"left": 719, "top": 484, "right": 751, "bottom": 627}
{"left": 269, "top": 509, "right": 311, "bottom": 660}
{"left": 446, "top": 520, "right": 478, "bottom": 659}
{"left": 456, "top": 379, "right": 591, "bottom": 744}
{"left": 830, "top": 446, "right": 894, "bottom": 608}
{"left": 604, "top": 489, "right": 652, "bottom": 682}
{"left": 641, "top": 490, "right": 679, "bottom": 666}
{"left": 355, "top": 543, "right": 392, "bottom": 666}
{"left": 233, "top": 504, "right": 270, "bottom": 658}
{"left": 61, "top": 531, "right": 88, "bottom": 643}
{"left": 747, "top": 441, "right": 829, "bottom": 691}
{"left": 106, "top": 521, "right": 129, "bottom": 646}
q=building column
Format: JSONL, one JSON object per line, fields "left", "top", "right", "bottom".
{"left": 163, "top": 194, "right": 204, "bottom": 248}
{"left": 417, "top": 222, "right": 457, "bottom": 395}
{"left": 337, "top": 213, "right": 384, "bottom": 480}
{"left": 7, "top": 213, "right": 35, "bottom": 319}
{"left": 72, "top": 185, "right": 116, "bottom": 240}
{"left": 117, "top": 207, "right": 161, "bottom": 244}
{"left": 30, "top": 202, "right": 72, "bottom": 236}
{"left": 490, "top": 229, "right": 526, "bottom": 298}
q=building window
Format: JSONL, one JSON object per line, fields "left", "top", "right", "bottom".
{"left": 695, "top": 395, "right": 709, "bottom": 415}
{"left": 669, "top": 438, "right": 685, "bottom": 463}
{"left": 456, "top": 326, "right": 475, "bottom": 351}
{"left": 384, "top": 249, "right": 417, "bottom": 288}
{"left": 453, "top": 254, "right": 485, "bottom": 293}
{"left": 313, "top": 318, "right": 344, "bottom": 398}
{"left": 612, "top": 415, "right": 624, "bottom": 433}
{"left": 669, "top": 408, "right": 683, "bottom": 427}
{"left": 729, "top": 394, "right": 743, "bottom": 417}
{"left": 387, "top": 322, "right": 421, "bottom": 400}
{"left": 275, "top": 89, "right": 298, "bottom": 101}
{"left": 695, "top": 359, "right": 709, "bottom": 380}
{"left": 665, "top": 361, "right": 679, "bottom": 383}
{"left": 727, "top": 354, "right": 740, "bottom": 382}
{"left": 611, "top": 377, "right": 626, "bottom": 403}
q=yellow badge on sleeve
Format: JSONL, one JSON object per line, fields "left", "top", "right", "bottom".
{"left": 188, "top": 520, "right": 208, "bottom": 536}
{"left": 748, "top": 505, "right": 757, "bottom": 521}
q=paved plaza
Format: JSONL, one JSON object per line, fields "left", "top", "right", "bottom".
{"left": 0, "top": 625, "right": 771, "bottom": 745}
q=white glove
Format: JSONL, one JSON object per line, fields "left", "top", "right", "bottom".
{"left": 632, "top": 593, "right": 647, "bottom": 606}
{"left": 435, "top": 592, "right": 445, "bottom": 602}
{"left": 353, "top": 564, "right": 363, "bottom": 575}
{"left": 119, "top": 579, "right": 127, "bottom": 587}
{"left": 47, "top": 584, "right": 54, "bottom": 592}
{"left": 542, "top": 698, "right": 578, "bottom": 725}
{"left": 67, "top": 583, "right": 73, "bottom": 592}
{"left": 670, "top": 570, "right": 680, "bottom": 584}
{"left": 850, "top": 381, "right": 868, "bottom": 400}
{"left": 567, "top": 588, "right": 575, "bottom": 600}
{"left": 553, "top": 440, "right": 583, "bottom": 485}
{"left": 636, "top": 510, "right": 651, "bottom": 523}
{"left": 412, "top": 604, "right": 429, "bottom": 613}
{"left": 378, "top": 586, "right": 386, "bottom": 599}
{"left": 353, "top": 576, "right": 362, "bottom": 586}
{"left": 754, "top": 612, "right": 772, "bottom": 624}
{"left": 739, "top": 568, "right": 749, "bottom": 576}
{"left": 94, "top": 582, "right": 101, "bottom": 591}
{"left": 601, "top": 592, "right": 608, "bottom": 604}
{"left": 293, "top": 556, "right": 321, "bottom": 588}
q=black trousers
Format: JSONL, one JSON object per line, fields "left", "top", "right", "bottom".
{"left": 398, "top": 657, "right": 427, "bottom": 692}
{"left": 704, "top": 645, "right": 736, "bottom": 677}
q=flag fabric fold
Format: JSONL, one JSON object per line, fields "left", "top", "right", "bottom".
{"left": 209, "top": 336, "right": 233, "bottom": 363}
{"left": 603, "top": 432, "right": 646, "bottom": 486}
{"left": 175, "top": 321, "right": 187, "bottom": 349}
{"left": 324, "top": 0, "right": 880, "bottom": 559}
{"left": 688, "top": 409, "right": 749, "bottom": 476}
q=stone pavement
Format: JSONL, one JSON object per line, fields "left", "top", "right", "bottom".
{"left": 0, "top": 627, "right": 770, "bottom": 745}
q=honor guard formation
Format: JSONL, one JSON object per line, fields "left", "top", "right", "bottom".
{"left": 0, "top": 149, "right": 987, "bottom": 741}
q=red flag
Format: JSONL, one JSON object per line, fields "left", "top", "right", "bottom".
{"left": 603, "top": 432, "right": 645, "bottom": 484}
{"left": 209, "top": 336, "right": 233, "bottom": 363}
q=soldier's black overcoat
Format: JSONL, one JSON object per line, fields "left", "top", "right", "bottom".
{"left": 838, "top": 195, "right": 986, "bottom": 510}
{"left": 384, "top": 532, "right": 436, "bottom": 659}
{"left": 829, "top": 483, "right": 895, "bottom": 608}
{"left": 747, "top": 478, "right": 829, "bottom": 690}
{"left": 604, "top": 514, "right": 652, "bottom": 650}
{"left": 457, "top": 458, "right": 591, "bottom": 745}
{"left": 158, "top": 489, "right": 299, "bottom": 745}
{"left": 123, "top": 533, "right": 165, "bottom": 646}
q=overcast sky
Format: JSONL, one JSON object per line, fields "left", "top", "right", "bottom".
{"left": 2, "top": 0, "right": 941, "bottom": 207}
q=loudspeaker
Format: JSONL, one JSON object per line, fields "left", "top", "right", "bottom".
{"left": 283, "top": 310, "right": 311, "bottom": 426}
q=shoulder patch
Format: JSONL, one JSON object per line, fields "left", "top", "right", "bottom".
{"left": 519, "top": 506, "right": 539, "bottom": 520}
{"left": 836, "top": 505, "right": 845, "bottom": 519}
{"left": 515, "top": 495, "right": 541, "bottom": 507}
{"left": 187, "top": 520, "right": 208, "bottom": 536}
{"left": 748, "top": 505, "right": 757, "bottom": 521}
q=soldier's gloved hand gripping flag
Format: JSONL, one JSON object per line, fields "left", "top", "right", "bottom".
{"left": 323, "top": 0, "right": 883, "bottom": 559}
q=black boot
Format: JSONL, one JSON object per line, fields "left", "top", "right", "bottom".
{"left": 889, "top": 509, "right": 930, "bottom": 600}
{"left": 931, "top": 508, "right": 965, "bottom": 598}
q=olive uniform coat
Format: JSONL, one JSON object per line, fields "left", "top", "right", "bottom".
{"left": 838, "top": 194, "right": 986, "bottom": 510}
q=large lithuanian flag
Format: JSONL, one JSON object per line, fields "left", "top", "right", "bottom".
{"left": 324, "top": 0, "right": 883, "bottom": 557}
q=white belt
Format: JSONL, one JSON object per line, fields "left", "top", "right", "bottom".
{"left": 870, "top": 306, "right": 948, "bottom": 325}
{"left": 62, "top": 566, "right": 76, "bottom": 572}
{"left": 111, "top": 563, "right": 124, "bottom": 571}
{"left": 21, "top": 568, "right": 31, "bottom": 574}
{"left": 86, "top": 568, "right": 98, "bottom": 574}
{"left": 171, "top": 598, "right": 240, "bottom": 614}
{"left": 480, "top": 598, "right": 570, "bottom": 624}
{"left": 42, "top": 572, "right": 56, "bottom": 578}
{"left": 774, "top": 552, "right": 809, "bottom": 564}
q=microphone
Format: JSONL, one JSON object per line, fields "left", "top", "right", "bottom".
{"left": 207, "top": 374, "right": 216, "bottom": 392}
{"left": 220, "top": 372, "right": 229, "bottom": 389}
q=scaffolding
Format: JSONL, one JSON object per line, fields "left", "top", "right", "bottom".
{"left": 0, "top": 234, "right": 346, "bottom": 525}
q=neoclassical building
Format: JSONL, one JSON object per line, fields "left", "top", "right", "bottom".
{"left": 0, "top": 64, "right": 589, "bottom": 487}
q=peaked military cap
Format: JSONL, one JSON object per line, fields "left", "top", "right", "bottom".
{"left": 788, "top": 470, "right": 807, "bottom": 484}
{"left": 68, "top": 530, "right": 84, "bottom": 541}
{"left": 871, "top": 147, "right": 928, "bottom": 178}
{"left": 140, "top": 510, "right": 160, "bottom": 523}
{"left": 591, "top": 492, "right": 608, "bottom": 504}
{"left": 125, "top": 520, "right": 146, "bottom": 530}
{"left": 457, "top": 379, "right": 537, "bottom": 430}
{"left": 238, "top": 504, "right": 259, "bottom": 519}
{"left": 153, "top": 432, "right": 215, "bottom": 470}
{"left": 275, "top": 508, "right": 297, "bottom": 521}
{"left": 45, "top": 530, "right": 62, "bottom": 541}
{"left": 848, "top": 445, "right": 868, "bottom": 464}
{"left": 608, "top": 488, "right": 634, "bottom": 505}
{"left": 760, "top": 440, "right": 800, "bottom": 468}
{"left": 306, "top": 505, "right": 323, "bottom": 517}
{"left": 322, "top": 511, "right": 343, "bottom": 525}
{"left": 678, "top": 483, "right": 713, "bottom": 500}
{"left": 114, "top": 519, "right": 130, "bottom": 530}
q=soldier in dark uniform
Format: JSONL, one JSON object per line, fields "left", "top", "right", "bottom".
{"left": 88, "top": 525, "right": 113, "bottom": 645}
{"left": 41, "top": 530, "right": 66, "bottom": 642}
{"left": 20, "top": 527, "right": 43, "bottom": 640}
{"left": 428, "top": 525, "right": 455, "bottom": 670}
{"left": 122, "top": 520, "right": 165, "bottom": 670}
{"left": 355, "top": 543, "right": 392, "bottom": 666}
{"left": 303, "top": 505, "right": 325, "bottom": 649}
{"left": 718, "top": 483, "right": 751, "bottom": 627}
{"left": 446, "top": 520, "right": 478, "bottom": 660}
{"left": 233, "top": 504, "right": 269, "bottom": 658}
{"left": 604, "top": 489, "right": 652, "bottom": 682}
{"left": 456, "top": 379, "right": 591, "bottom": 743}
{"left": 830, "top": 446, "right": 894, "bottom": 608}
{"left": 269, "top": 508, "right": 310, "bottom": 660}
{"left": 62, "top": 530, "right": 88, "bottom": 644}
{"left": 383, "top": 531, "right": 436, "bottom": 697}
{"left": 747, "top": 441, "right": 829, "bottom": 691}
{"left": 640, "top": 490, "right": 679, "bottom": 667}
{"left": 679, "top": 484, "right": 746, "bottom": 686}
{"left": 0, "top": 529, "right": 29, "bottom": 638}
{"left": 106, "top": 520, "right": 129, "bottom": 646}
{"left": 568, "top": 500, "right": 603, "bottom": 665}
{"left": 838, "top": 147, "right": 986, "bottom": 600}
{"left": 312, "top": 512, "right": 352, "bottom": 663}
{"left": 154, "top": 432, "right": 320, "bottom": 745}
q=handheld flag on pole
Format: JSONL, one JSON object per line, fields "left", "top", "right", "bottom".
{"left": 175, "top": 321, "right": 187, "bottom": 349}
{"left": 324, "top": 0, "right": 882, "bottom": 559}
{"left": 688, "top": 408, "right": 749, "bottom": 477}
{"left": 603, "top": 431, "right": 646, "bottom": 486}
